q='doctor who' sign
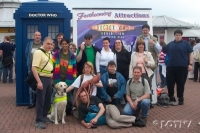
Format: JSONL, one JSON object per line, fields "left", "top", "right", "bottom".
{"left": 28, "top": 13, "right": 58, "bottom": 18}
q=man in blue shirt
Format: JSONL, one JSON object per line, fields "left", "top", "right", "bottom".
{"left": 163, "top": 29, "right": 193, "bottom": 105}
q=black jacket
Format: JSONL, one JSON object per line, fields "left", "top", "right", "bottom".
{"left": 77, "top": 45, "right": 99, "bottom": 76}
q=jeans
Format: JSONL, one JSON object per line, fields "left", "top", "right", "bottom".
{"left": 3, "top": 64, "right": 13, "bottom": 83}
{"left": 123, "top": 99, "right": 150, "bottom": 117}
{"left": 29, "top": 87, "right": 36, "bottom": 105}
{"left": 154, "top": 66, "right": 159, "bottom": 86}
{"left": 100, "top": 65, "right": 107, "bottom": 76}
{"left": 159, "top": 65, "right": 166, "bottom": 88}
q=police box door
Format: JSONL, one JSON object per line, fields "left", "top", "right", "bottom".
{"left": 22, "top": 18, "right": 63, "bottom": 92}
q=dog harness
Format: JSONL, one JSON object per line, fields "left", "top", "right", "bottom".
{"left": 49, "top": 96, "right": 67, "bottom": 113}
{"left": 53, "top": 96, "right": 67, "bottom": 103}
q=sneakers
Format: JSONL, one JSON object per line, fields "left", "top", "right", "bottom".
{"left": 43, "top": 117, "right": 53, "bottom": 124}
{"left": 169, "top": 101, "right": 178, "bottom": 106}
{"left": 132, "top": 117, "right": 146, "bottom": 127}
{"left": 178, "top": 98, "right": 184, "bottom": 105}
{"left": 141, "top": 117, "right": 148, "bottom": 123}
{"left": 35, "top": 122, "right": 46, "bottom": 129}
{"left": 169, "top": 97, "right": 178, "bottom": 106}
{"left": 27, "top": 104, "right": 35, "bottom": 109}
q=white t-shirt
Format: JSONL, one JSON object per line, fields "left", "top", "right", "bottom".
{"left": 95, "top": 48, "right": 115, "bottom": 73}
{"left": 31, "top": 48, "right": 37, "bottom": 54}
{"left": 71, "top": 74, "right": 100, "bottom": 96}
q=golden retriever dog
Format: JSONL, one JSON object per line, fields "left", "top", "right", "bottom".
{"left": 48, "top": 82, "right": 68, "bottom": 125}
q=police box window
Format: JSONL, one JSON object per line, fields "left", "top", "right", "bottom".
{"left": 27, "top": 25, "right": 38, "bottom": 39}
{"left": 48, "top": 25, "right": 59, "bottom": 39}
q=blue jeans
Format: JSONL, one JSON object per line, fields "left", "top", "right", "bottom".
{"left": 29, "top": 87, "right": 36, "bottom": 104}
{"left": 154, "top": 66, "right": 158, "bottom": 87}
{"left": 123, "top": 99, "right": 150, "bottom": 117}
{"left": 159, "top": 65, "right": 166, "bottom": 88}
{"left": 3, "top": 64, "right": 13, "bottom": 83}
{"left": 100, "top": 65, "right": 107, "bottom": 76}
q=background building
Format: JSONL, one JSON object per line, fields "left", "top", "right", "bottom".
{"left": 0, "top": 0, "right": 20, "bottom": 42}
{"left": 153, "top": 15, "right": 200, "bottom": 43}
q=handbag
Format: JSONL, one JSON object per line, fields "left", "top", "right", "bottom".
{"left": 2, "top": 56, "right": 13, "bottom": 67}
{"left": 24, "top": 48, "right": 50, "bottom": 90}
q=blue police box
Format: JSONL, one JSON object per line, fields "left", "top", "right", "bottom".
{"left": 14, "top": 0, "right": 72, "bottom": 105}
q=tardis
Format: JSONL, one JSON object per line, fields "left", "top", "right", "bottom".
{"left": 14, "top": 0, "right": 72, "bottom": 105}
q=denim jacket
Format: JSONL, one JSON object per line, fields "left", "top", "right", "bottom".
{"left": 97, "top": 71, "right": 126, "bottom": 103}
{"left": 25, "top": 41, "right": 42, "bottom": 71}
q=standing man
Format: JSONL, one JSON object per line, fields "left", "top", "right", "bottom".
{"left": 163, "top": 29, "right": 193, "bottom": 105}
{"left": 32, "top": 37, "right": 54, "bottom": 129}
{"left": 0, "top": 36, "right": 15, "bottom": 83}
{"left": 132, "top": 24, "right": 161, "bottom": 70}
{"left": 76, "top": 34, "right": 99, "bottom": 75}
{"left": 193, "top": 38, "right": 200, "bottom": 82}
{"left": 53, "top": 33, "right": 64, "bottom": 52}
{"left": 25, "top": 31, "right": 42, "bottom": 109}
{"left": 132, "top": 24, "right": 161, "bottom": 107}
{"left": 123, "top": 66, "right": 151, "bottom": 122}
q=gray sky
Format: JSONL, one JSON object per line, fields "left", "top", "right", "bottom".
{"left": 21, "top": 0, "right": 200, "bottom": 25}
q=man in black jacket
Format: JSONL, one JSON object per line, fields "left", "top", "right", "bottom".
{"left": 76, "top": 34, "right": 99, "bottom": 75}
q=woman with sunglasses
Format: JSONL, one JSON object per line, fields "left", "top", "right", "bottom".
{"left": 112, "top": 39, "right": 131, "bottom": 81}
{"left": 96, "top": 37, "right": 115, "bottom": 76}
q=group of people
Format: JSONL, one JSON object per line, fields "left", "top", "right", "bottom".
{"left": 20, "top": 24, "right": 194, "bottom": 130}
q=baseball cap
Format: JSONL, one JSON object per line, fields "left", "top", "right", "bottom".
{"left": 84, "top": 34, "right": 92, "bottom": 39}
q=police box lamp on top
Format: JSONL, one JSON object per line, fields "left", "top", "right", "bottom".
{"left": 84, "top": 34, "right": 92, "bottom": 39}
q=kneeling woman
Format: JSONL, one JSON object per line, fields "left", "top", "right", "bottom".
{"left": 66, "top": 62, "right": 103, "bottom": 97}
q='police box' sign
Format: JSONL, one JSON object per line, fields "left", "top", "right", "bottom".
{"left": 28, "top": 13, "right": 58, "bottom": 18}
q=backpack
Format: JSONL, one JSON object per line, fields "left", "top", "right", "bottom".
{"left": 157, "top": 92, "right": 169, "bottom": 107}
{"left": 128, "top": 77, "right": 145, "bottom": 87}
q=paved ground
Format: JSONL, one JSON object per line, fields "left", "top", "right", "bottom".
{"left": 0, "top": 79, "right": 200, "bottom": 133}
